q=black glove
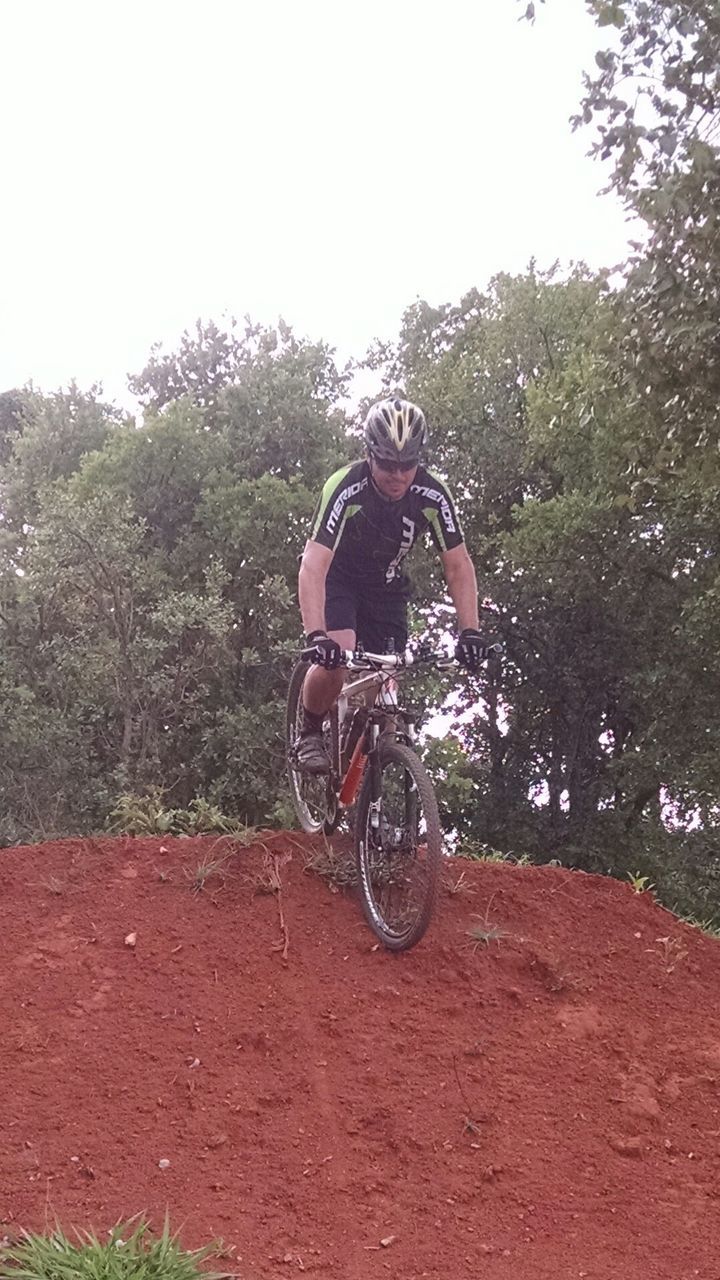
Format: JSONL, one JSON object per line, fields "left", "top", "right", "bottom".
{"left": 455, "top": 627, "right": 498, "bottom": 673}
{"left": 304, "top": 630, "right": 343, "bottom": 670}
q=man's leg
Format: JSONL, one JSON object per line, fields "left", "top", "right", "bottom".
{"left": 296, "top": 628, "right": 355, "bottom": 774}
{"left": 302, "top": 628, "right": 356, "bottom": 719}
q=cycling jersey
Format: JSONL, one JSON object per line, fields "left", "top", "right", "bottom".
{"left": 308, "top": 459, "right": 464, "bottom": 588}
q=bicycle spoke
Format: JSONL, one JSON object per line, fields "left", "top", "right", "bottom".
{"left": 356, "top": 741, "right": 442, "bottom": 950}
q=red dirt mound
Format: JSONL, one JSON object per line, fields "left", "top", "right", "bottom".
{"left": 2, "top": 833, "right": 720, "bottom": 1280}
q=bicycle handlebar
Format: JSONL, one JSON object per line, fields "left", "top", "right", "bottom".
{"left": 299, "top": 641, "right": 503, "bottom": 671}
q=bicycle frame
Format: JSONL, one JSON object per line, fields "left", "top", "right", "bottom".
{"left": 327, "top": 649, "right": 433, "bottom": 812}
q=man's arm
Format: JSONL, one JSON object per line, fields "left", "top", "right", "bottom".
{"left": 440, "top": 544, "right": 479, "bottom": 631}
{"left": 298, "top": 540, "right": 335, "bottom": 635}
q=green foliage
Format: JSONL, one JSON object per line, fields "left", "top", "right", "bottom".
{"left": 577, "top": 1, "right": 720, "bottom": 201}
{"left": 107, "top": 790, "right": 252, "bottom": 837}
{"left": 128, "top": 317, "right": 352, "bottom": 486}
{"left": 424, "top": 735, "right": 479, "bottom": 824}
{"left": 574, "top": 1, "right": 720, "bottom": 490}
{"left": 0, "top": 681, "right": 108, "bottom": 846}
{"left": 0, "top": 383, "right": 127, "bottom": 536}
{"left": 0, "top": 389, "right": 30, "bottom": 465}
{"left": 626, "top": 871, "right": 655, "bottom": 894}
{"left": 0, "top": 322, "right": 349, "bottom": 844}
{"left": 372, "top": 240, "right": 720, "bottom": 920}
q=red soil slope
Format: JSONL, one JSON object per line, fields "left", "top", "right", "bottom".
{"left": 2, "top": 833, "right": 720, "bottom": 1280}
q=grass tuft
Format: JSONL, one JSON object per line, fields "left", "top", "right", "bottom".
{"left": 183, "top": 852, "right": 233, "bottom": 895}
{"left": 466, "top": 893, "right": 508, "bottom": 950}
{"left": 627, "top": 870, "right": 655, "bottom": 894}
{"left": 456, "top": 841, "right": 531, "bottom": 867}
{"left": 443, "top": 869, "right": 475, "bottom": 897}
{"left": 303, "top": 837, "right": 357, "bottom": 891}
{"left": 675, "top": 911, "right": 720, "bottom": 939}
{"left": 467, "top": 920, "right": 508, "bottom": 948}
{"left": 0, "top": 1215, "right": 232, "bottom": 1280}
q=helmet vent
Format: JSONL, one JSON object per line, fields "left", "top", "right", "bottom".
{"left": 363, "top": 398, "right": 428, "bottom": 464}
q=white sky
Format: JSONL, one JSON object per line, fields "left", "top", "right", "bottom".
{"left": 0, "top": 0, "right": 634, "bottom": 409}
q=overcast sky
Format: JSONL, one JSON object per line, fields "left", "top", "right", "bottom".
{"left": 0, "top": 0, "right": 634, "bottom": 409}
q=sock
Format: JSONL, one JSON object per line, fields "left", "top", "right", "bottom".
{"left": 301, "top": 708, "right": 325, "bottom": 736}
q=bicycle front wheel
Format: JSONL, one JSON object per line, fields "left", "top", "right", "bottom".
{"left": 355, "top": 740, "right": 443, "bottom": 951}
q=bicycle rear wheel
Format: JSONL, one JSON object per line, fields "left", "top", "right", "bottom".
{"left": 355, "top": 740, "right": 443, "bottom": 951}
{"left": 286, "top": 661, "right": 334, "bottom": 834}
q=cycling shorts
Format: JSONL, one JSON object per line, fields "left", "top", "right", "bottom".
{"left": 324, "top": 571, "right": 409, "bottom": 653}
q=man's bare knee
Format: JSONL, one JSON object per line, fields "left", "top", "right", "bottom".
{"left": 303, "top": 628, "right": 355, "bottom": 715}
{"left": 303, "top": 665, "right": 344, "bottom": 714}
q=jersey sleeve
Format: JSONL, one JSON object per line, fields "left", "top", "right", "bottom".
{"left": 308, "top": 464, "right": 367, "bottom": 552}
{"left": 418, "top": 470, "right": 465, "bottom": 553}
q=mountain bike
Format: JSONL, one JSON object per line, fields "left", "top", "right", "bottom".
{"left": 286, "top": 643, "right": 456, "bottom": 952}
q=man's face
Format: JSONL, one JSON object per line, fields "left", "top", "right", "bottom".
{"left": 368, "top": 452, "right": 418, "bottom": 501}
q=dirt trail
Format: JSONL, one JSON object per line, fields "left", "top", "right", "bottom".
{"left": 2, "top": 832, "right": 720, "bottom": 1279}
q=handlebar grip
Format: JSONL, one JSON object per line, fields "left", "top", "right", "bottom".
{"left": 300, "top": 646, "right": 355, "bottom": 664}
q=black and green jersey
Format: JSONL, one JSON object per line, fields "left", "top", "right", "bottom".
{"left": 308, "top": 459, "right": 464, "bottom": 587}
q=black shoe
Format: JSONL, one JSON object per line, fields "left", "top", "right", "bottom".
{"left": 295, "top": 732, "right": 331, "bottom": 775}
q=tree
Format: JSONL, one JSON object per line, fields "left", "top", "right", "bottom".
{"left": 573, "top": 0, "right": 720, "bottom": 832}
{"left": 0, "top": 383, "right": 127, "bottom": 540}
{"left": 577, "top": 0, "right": 720, "bottom": 470}
{"left": 0, "top": 389, "right": 29, "bottom": 466}
{"left": 0, "top": 323, "right": 352, "bottom": 841}
{"left": 129, "top": 318, "right": 351, "bottom": 475}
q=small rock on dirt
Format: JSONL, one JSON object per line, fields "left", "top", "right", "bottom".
{"left": 608, "top": 1135, "right": 644, "bottom": 1158}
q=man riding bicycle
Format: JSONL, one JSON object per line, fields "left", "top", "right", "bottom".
{"left": 295, "top": 397, "right": 490, "bottom": 774}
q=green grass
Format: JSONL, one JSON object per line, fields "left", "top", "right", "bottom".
{"left": 675, "top": 911, "right": 720, "bottom": 939}
{"left": 455, "top": 841, "right": 531, "bottom": 867}
{"left": 182, "top": 851, "right": 234, "bottom": 894}
{"left": 0, "top": 1216, "right": 231, "bottom": 1280}
{"left": 466, "top": 894, "right": 508, "bottom": 949}
{"left": 466, "top": 919, "right": 508, "bottom": 948}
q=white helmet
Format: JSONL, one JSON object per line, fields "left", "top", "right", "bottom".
{"left": 364, "top": 398, "right": 427, "bottom": 464}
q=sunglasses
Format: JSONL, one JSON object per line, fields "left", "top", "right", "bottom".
{"left": 371, "top": 454, "right": 418, "bottom": 475}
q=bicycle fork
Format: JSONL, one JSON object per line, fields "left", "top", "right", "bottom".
{"left": 367, "top": 722, "right": 383, "bottom": 830}
{"left": 373, "top": 714, "right": 420, "bottom": 840}
{"left": 364, "top": 713, "right": 419, "bottom": 833}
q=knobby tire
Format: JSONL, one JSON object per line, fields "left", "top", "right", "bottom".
{"left": 355, "top": 739, "right": 442, "bottom": 951}
{"left": 286, "top": 660, "right": 335, "bottom": 835}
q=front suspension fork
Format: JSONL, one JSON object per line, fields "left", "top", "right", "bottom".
{"left": 367, "top": 721, "right": 383, "bottom": 829}
{"left": 369, "top": 715, "right": 418, "bottom": 834}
